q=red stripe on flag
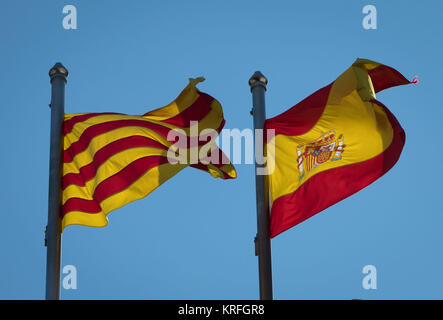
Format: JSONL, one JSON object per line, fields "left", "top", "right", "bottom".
{"left": 93, "top": 155, "right": 171, "bottom": 204}
{"left": 62, "top": 197, "right": 102, "bottom": 215}
{"left": 160, "top": 92, "right": 213, "bottom": 126}
{"left": 264, "top": 84, "right": 332, "bottom": 141}
{"left": 368, "top": 65, "right": 411, "bottom": 93}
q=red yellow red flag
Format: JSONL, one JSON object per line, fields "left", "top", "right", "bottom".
{"left": 265, "top": 59, "right": 413, "bottom": 237}
{"left": 61, "top": 78, "right": 236, "bottom": 231}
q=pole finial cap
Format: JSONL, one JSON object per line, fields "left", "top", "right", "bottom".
{"left": 249, "top": 71, "right": 268, "bottom": 90}
{"left": 49, "top": 62, "right": 69, "bottom": 78}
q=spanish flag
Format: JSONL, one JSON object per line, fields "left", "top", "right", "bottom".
{"left": 62, "top": 78, "right": 236, "bottom": 231}
{"left": 265, "top": 59, "right": 413, "bottom": 237}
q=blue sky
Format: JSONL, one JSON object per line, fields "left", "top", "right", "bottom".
{"left": 1, "top": 0, "right": 442, "bottom": 299}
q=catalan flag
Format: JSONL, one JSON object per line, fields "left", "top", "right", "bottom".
{"left": 265, "top": 59, "right": 414, "bottom": 237}
{"left": 61, "top": 78, "right": 236, "bottom": 231}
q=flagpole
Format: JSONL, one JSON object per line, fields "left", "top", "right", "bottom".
{"left": 45, "top": 63, "right": 68, "bottom": 300}
{"left": 249, "top": 71, "right": 273, "bottom": 300}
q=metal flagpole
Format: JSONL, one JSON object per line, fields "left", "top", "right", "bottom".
{"left": 45, "top": 63, "right": 68, "bottom": 300}
{"left": 249, "top": 71, "right": 273, "bottom": 300}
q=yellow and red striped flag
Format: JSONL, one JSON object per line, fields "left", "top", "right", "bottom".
{"left": 265, "top": 59, "right": 414, "bottom": 237}
{"left": 61, "top": 78, "right": 236, "bottom": 231}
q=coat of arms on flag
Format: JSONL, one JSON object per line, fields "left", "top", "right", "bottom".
{"left": 296, "top": 130, "right": 345, "bottom": 179}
